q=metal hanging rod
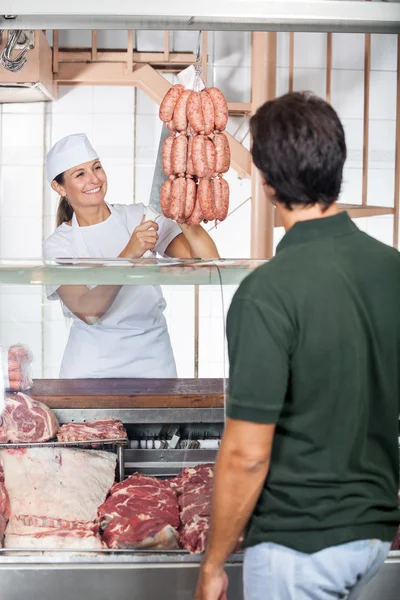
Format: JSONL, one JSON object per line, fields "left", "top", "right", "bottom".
{"left": 1, "top": 1, "right": 400, "bottom": 33}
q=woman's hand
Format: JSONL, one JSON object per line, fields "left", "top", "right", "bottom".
{"left": 120, "top": 218, "right": 159, "bottom": 258}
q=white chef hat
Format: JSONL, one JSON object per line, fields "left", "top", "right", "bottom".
{"left": 46, "top": 133, "right": 99, "bottom": 184}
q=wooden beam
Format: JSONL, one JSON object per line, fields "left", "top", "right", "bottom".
{"left": 394, "top": 34, "right": 400, "bottom": 249}
{"left": 251, "top": 32, "right": 277, "bottom": 259}
{"left": 288, "top": 32, "right": 294, "bottom": 93}
{"left": 55, "top": 62, "right": 252, "bottom": 178}
{"left": 91, "top": 30, "right": 97, "bottom": 62}
{"left": 326, "top": 32, "right": 332, "bottom": 103}
{"left": 362, "top": 33, "right": 371, "bottom": 206}
{"left": 57, "top": 49, "right": 196, "bottom": 64}
{"left": 163, "top": 30, "right": 170, "bottom": 62}
{"left": 127, "top": 30, "right": 133, "bottom": 73}
{"left": 52, "top": 29, "right": 59, "bottom": 73}
{"left": 274, "top": 204, "right": 395, "bottom": 227}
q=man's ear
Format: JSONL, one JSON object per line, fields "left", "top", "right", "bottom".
{"left": 261, "top": 177, "right": 277, "bottom": 201}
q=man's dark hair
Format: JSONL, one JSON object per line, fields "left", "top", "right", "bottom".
{"left": 250, "top": 92, "right": 347, "bottom": 211}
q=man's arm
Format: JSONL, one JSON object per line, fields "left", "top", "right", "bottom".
{"left": 204, "top": 418, "right": 275, "bottom": 569}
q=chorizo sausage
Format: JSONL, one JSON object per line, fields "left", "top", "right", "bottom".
{"left": 213, "top": 133, "right": 231, "bottom": 174}
{"left": 159, "top": 84, "right": 184, "bottom": 123}
{"left": 213, "top": 177, "right": 230, "bottom": 221}
{"left": 207, "top": 87, "right": 229, "bottom": 132}
{"left": 160, "top": 180, "right": 173, "bottom": 219}
{"left": 184, "top": 178, "right": 197, "bottom": 220}
{"left": 162, "top": 135, "right": 175, "bottom": 178}
{"left": 173, "top": 89, "right": 192, "bottom": 132}
{"left": 192, "top": 135, "right": 216, "bottom": 179}
{"left": 171, "top": 134, "right": 188, "bottom": 177}
{"left": 198, "top": 178, "right": 217, "bottom": 221}
{"left": 186, "top": 196, "right": 204, "bottom": 225}
{"left": 200, "top": 90, "right": 215, "bottom": 136}
{"left": 187, "top": 92, "right": 204, "bottom": 134}
{"left": 170, "top": 178, "right": 187, "bottom": 223}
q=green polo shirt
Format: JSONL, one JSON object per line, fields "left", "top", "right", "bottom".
{"left": 227, "top": 211, "right": 400, "bottom": 553}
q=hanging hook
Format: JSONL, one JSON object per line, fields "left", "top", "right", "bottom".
{"left": 0, "top": 30, "right": 33, "bottom": 72}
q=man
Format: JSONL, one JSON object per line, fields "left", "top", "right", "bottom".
{"left": 195, "top": 92, "right": 400, "bottom": 600}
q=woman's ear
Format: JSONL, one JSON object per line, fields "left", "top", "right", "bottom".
{"left": 51, "top": 179, "right": 65, "bottom": 196}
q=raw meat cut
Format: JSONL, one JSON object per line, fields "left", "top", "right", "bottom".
{"left": 179, "top": 515, "right": 209, "bottom": 554}
{"left": 0, "top": 466, "right": 10, "bottom": 546}
{"left": 98, "top": 472, "right": 180, "bottom": 550}
{"left": 0, "top": 469, "right": 10, "bottom": 519}
{"left": 57, "top": 419, "right": 127, "bottom": 442}
{"left": 4, "top": 516, "right": 104, "bottom": 554}
{"left": 0, "top": 447, "right": 116, "bottom": 523}
{"left": 170, "top": 463, "right": 213, "bottom": 494}
{"left": 179, "top": 479, "right": 213, "bottom": 525}
{"left": 0, "top": 393, "right": 59, "bottom": 443}
{"left": 170, "top": 464, "right": 214, "bottom": 554}
{"left": 102, "top": 516, "right": 179, "bottom": 550}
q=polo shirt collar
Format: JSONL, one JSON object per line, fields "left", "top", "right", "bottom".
{"left": 276, "top": 211, "right": 358, "bottom": 254}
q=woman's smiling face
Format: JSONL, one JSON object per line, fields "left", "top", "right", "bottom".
{"left": 52, "top": 159, "right": 107, "bottom": 210}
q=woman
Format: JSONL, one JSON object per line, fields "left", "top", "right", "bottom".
{"left": 43, "top": 133, "right": 219, "bottom": 379}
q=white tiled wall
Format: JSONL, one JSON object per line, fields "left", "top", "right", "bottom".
{"left": 0, "top": 31, "right": 398, "bottom": 380}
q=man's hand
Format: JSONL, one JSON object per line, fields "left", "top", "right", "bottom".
{"left": 194, "top": 564, "right": 229, "bottom": 600}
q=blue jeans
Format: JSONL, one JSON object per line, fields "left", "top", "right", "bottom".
{"left": 243, "top": 539, "right": 391, "bottom": 600}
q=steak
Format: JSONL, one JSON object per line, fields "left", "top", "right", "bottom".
{"left": 57, "top": 419, "right": 127, "bottom": 442}
{"left": 98, "top": 473, "right": 180, "bottom": 550}
{"left": 1, "top": 447, "right": 116, "bottom": 523}
{"left": 0, "top": 393, "right": 59, "bottom": 443}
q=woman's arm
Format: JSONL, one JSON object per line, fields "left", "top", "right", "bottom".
{"left": 166, "top": 224, "right": 220, "bottom": 259}
{"left": 57, "top": 219, "right": 159, "bottom": 324}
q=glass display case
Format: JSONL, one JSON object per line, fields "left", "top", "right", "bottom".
{"left": 0, "top": 258, "right": 398, "bottom": 600}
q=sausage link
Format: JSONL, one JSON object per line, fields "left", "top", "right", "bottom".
{"left": 198, "top": 178, "right": 217, "bottom": 221}
{"left": 213, "top": 133, "right": 231, "bottom": 174}
{"left": 192, "top": 135, "right": 215, "bottom": 179}
{"left": 205, "top": 138, "right": 216, "bottom": 178}
{"left": 160, "top": 180, "right": 173, "bottom": 219}
{"left": 173, "top": 89, "right": 192, "bottom": 132}
{"left": 200, "top": 91, "right": 215, "bottom": 136}
{"left": 186, "top": 196, "right": 204, "bottom": 225}
{"left": 167, "top": 120, "right": 176, "bottom": 132}
{"left": 186, "top": 135, "right": 195, "bottom": 177}
{"left": 184, "top": 178, "right": 197, "bottom": 220}
{"left": 213, "top": 177, "right": 229, "bottom": 221}
{"left": 187, "top": 92, "right": 205, "bottom": 134}
{"left": 171, "top": 134, "right": 188, "bottom": 177}
{"left": 162, "top": 135, "right": 175, "bottom": 177}
{"left": 159, "top": 84, "right": 184, "bottom": 123}
{"left": 207, "top": 87, "right": 229, "bottom": 132}
{"left": 170, "top": 178, "right": 187, "bottom": 222}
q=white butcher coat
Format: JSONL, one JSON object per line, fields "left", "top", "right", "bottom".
{"left": 43, "top": 202, "right": 181, "bottom": 379}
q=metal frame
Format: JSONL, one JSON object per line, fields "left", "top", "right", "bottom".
{"left": 1, "top": 1, "right": 400, "bottom": 33}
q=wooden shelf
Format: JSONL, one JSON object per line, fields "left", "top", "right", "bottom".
{"left": 28, "top": 378, "right": 225, "bottom": 409}
{"left": 274, "top": 204, "right": 394, "bottom": 227}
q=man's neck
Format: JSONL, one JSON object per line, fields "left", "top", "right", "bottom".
{"left": 277, "top": 202, "right": 340, "bottom": 232}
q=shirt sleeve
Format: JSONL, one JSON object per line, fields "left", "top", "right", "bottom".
{"left": 42, "top": 234, "right": 78, "bottom": 301}
{"left": 155, "top": 215, "right": 181, "bottom": 257}
{"left": 226, "top": 295, "right": 293, "bottom": 424}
